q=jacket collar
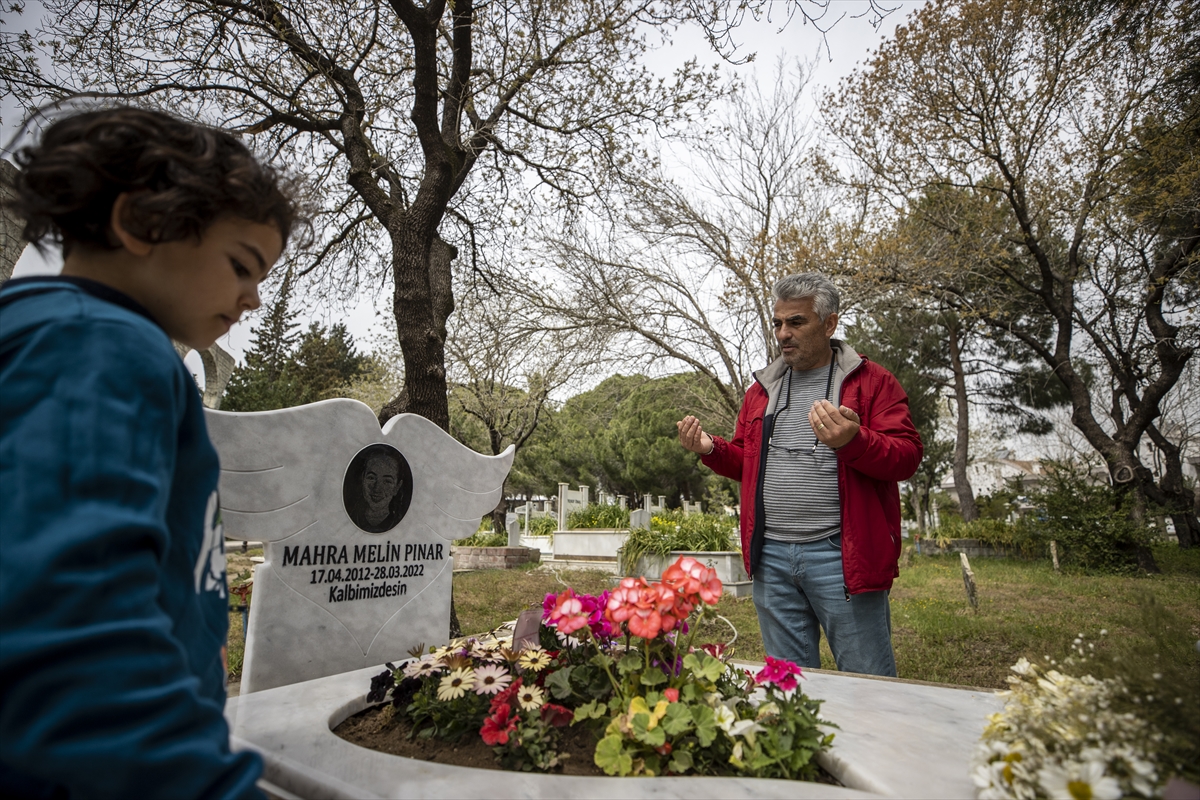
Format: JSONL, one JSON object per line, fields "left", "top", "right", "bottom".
{"left": 752, "top": 338, "right": 865, "bottom": 414}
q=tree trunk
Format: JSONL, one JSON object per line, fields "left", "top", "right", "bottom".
{"left": 946, "top": 315, "right": 978, "bottom": 521}
{"left": 915, "top": 483, "right": 928, "bottom": 534}
{"left": 379, "top": 234, "right": 456, "bottom": 429}
{"left": 1144, "top": 422, "right": 1200, "bottom": 549}
{"left": 490, "top": 496, "right": 508, "bottom": 544}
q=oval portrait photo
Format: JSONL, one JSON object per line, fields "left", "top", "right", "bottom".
{"left": 342, "top": 443, "right": 413, "bottom": 534}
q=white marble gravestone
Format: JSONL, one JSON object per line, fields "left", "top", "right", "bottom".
{"left": 206, "top": 399, "right": 513, "bottom": 693}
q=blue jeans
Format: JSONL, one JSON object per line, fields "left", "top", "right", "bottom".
{"left": 752, "top": 535, "right": 897, "bottom": 677}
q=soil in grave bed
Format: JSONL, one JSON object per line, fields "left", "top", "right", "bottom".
{"left": 333, "top": 703, "right": 842, "bottom": 784}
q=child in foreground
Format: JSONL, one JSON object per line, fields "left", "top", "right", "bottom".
{"left": 0, "top": 107, "right": 297, "bottom": 798}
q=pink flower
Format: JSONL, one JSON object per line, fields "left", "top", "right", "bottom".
{"left": 605, "top": 577, "right": 648, "bottom": 625}
{"left": 547, "top": 589, "right": 590, "bottom": 635}
{"left": 754, "top": 656, "right": 803, "bottom": 692}
{"left": 663, "top": 688, "right": 679, "bottom": 702}
{"left": 662, "top": 556, "right": 723, "bottom": 605}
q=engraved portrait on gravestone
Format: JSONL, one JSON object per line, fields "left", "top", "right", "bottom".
{"left": 343, "top": 443, "right": 413, "bottom": 533}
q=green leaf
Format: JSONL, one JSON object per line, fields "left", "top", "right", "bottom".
{"left": 545, "top": 665, "right": 574, "bottom": 700}
{"left": 660, "top": 702, "right": 694, "bottom": 736}
{"left": 617, "top": 652, "right": 642, "bottom": 676}
{"left": 682, "top": 653, "right": 725, "bottom": 682}
{"left": 691, "top": 704, "right": 718, "bottom": 747}
{"left": 572, "top": 699, "right": 606, "bottom": 722}
{"left": 590, "top": 653, "right": 614, "bottom": 670}
{"left": 594, "top": 734, "right": 633, "bottom": 776}
{"left": 631, "top": 713, "right": 666, "bottom": 747}
{"left": 668, "top": 748, "right": 694, "bottom": 774}
{"left": 640, "top": 668, "right": 668, "bottom": 687}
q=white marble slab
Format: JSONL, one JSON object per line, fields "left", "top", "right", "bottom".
{"left": 207, "top": 399, "right": 513, "bottom": 693}
{"left": 551, "top": 529, "right": 629, "bottom": 561}
{"left": 226, "top": 661, "right": 1001, "bottom": 798}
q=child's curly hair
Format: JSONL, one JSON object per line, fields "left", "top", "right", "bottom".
{"left": 10, "top": 106, "right": 299, "bottom": 257}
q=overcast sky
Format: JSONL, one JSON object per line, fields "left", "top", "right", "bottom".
{"left": 3, "top": 1, "right": 918, "bottom": 373}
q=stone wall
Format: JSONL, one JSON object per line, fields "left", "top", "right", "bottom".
{"left": 451, "top": 545, "right": 540, "bottom": 571}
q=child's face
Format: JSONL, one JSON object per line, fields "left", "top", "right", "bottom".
{"left": 134, "top": 218, "right": 284, "bottom": 351}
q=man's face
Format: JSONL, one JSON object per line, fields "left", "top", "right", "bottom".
{"left": 773, "top": 296, "right": 838, "bottom": 371}
{"left": 362, "top": 457, "right": 400, "bottom": 510}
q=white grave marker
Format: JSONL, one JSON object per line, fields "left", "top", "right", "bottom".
{"left": 206, "top": 399, "right": 513, "bottom": 693}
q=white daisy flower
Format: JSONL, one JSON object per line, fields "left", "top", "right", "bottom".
{"left": 472, "top": 663, "right": 512, "bottom": 695}
{"left": 1038, "top": 760, "right": 1121, "bottom": 800}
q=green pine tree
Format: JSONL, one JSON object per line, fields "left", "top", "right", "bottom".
{"left": 222, "top": 270, "right": 301, "bottom": 411}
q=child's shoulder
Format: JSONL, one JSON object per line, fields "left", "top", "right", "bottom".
{"left": 3, "top": 276, "right": 174, "bottom": 345}
{"left": 1, "top": 276, "right": 185, "bottom": 385}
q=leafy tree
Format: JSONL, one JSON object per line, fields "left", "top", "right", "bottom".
{"left": 524, "top": 373, "right": 737, "bottom": 506}
{"left": 845, "top": 307, "right": 953, "bottom": 532}
{"left": 524, "top": 62, "right": 853, "bottom": 436}
{"left": 831, "top": 0, "right": 1199, "bottom": 551}
{"left": 3, "top": 0, "right": 730, "bottom": 434}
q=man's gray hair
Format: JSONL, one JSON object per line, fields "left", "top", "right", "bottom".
{"left": 772, "top": 273, "right": 840, "bottom": 321}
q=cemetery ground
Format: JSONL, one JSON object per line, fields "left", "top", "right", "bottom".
{"left": 225, "top": 544, "right": 1200, "bottom": 692}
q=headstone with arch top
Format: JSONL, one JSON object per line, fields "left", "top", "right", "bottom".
{"left": 206, "top": 398, "right": 513, "bottom": 693}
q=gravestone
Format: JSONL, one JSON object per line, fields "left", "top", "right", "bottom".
{"left": 207, "top": 398, "right": 513, "bottom": 693}
{"left": 556, "top": 482, "right": 589, "bottom": 530}
{"left": 630, "top": 508, "right": 651, "bottom": 530}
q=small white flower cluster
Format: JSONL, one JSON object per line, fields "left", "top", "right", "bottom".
{"left": 971, "top": 656, "right": 1162, "bottom": 799}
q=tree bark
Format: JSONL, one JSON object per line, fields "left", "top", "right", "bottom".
{"left": 379, "top": 233, "right": 455, "bottom": 429}
{"left": 946, "top": 315, "right": 978, "bottom": 521}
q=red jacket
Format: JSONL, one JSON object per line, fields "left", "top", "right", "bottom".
{"left": 702, "top": 342, "right": 922, "bottom": 594}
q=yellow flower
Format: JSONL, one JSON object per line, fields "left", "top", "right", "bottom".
{"left": 437, "top": 667, "right": 476, "bottom": 701}
{"left": 518, "top": 648, "right": 552, "bottom": 673}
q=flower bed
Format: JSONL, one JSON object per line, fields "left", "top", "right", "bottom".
{"left": 359, "top": 555, "right": 834, "bottom": 779}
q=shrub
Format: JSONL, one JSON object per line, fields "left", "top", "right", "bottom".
{"left": 932, "top": 518, "right": 1042, "bottom": 558}
{"left": 521, "top": 516, "right": 557, "bottom": 537}
{"left": 568, "top": 504, "right": 630, "bottom": 529}
{"left": 1015, "top": 463, "right": 1156, "bottom": 574}
{"left": 455, "top": 530, "right": 507, "bottom": 547}
{"left": 619, "top": 511, "right": 738, "bottom": 575}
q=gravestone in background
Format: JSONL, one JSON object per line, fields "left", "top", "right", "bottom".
{"left": 207, "top": 398, "right": 513, "bottom": 693}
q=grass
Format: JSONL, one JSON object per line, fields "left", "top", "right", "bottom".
{"left": 225, "top": 544, "right": 1200, "bottom": 690}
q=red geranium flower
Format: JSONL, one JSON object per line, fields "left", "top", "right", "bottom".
{"left": 490, "top": 677, "right": 521, "bottom": 714}
{"left": 663, "top": 688, "right": 679, "bottom": 702}
{"left": 480, "top": 702, "right": 517, "bottom": 746}
{"left": 540, "top": 703, "right": 574, "bottom": 728}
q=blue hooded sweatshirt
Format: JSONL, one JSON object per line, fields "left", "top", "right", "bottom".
{"left": 0, "top": 277, "right": 263, "bottom": 799}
